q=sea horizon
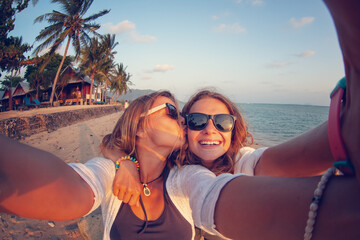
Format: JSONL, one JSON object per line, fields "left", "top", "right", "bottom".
{"left": 237, "top": 103, "right": 329, "bottom": 147}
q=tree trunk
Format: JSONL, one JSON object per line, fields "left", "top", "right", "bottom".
{"left": 103, "top": 81, "right": 107, "bottom": 102}
{"left": 111, "top": 92, "right": 116, "bottom": 102}
{"left": 49, "top": 36, "right": 71, "bottom": 106}
{"left": 8, "top": 72, "right": 13, "bottom": 111}
{"left": 89, "top": 71, "right": 95, "bottom": 105}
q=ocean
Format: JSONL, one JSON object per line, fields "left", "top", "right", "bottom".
{"left": 238, "top": 103, "right": 329, "bottom": 147}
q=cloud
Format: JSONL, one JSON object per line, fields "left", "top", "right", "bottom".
{"left": 141, "top": 74, "right": 152, "bottom": 80}
{"left": 289, "top": 17, "right": 314, "bottom": 28}
{"left": 128, "top": 32, "right": 156, "bottom": 43}
{"left": 103, "top": 20, "right": 156, "bottom": 43}
{"left": 267, "top": 60, "right": 297, "bottom": 68}
{"left": 211, "top": 12, "right": 230, "bottom": 21}
{"left": 103, "top": 20, "right": 135, "bottom": 34}
{"left": 250, "top": 0, "right": 264, "bottom": 6}
{"left": 153, "top": 64, "right": 174, "bottom": 72}
{"left": 296, "top": 50, "right": 315, "bottom": 58}
{"left": 235, "top": 0, "right": 264, "bottom": 6}
{"left": 267, "top": 61, "right": 287, "bottom": 68}
{"left": 213, "top": 23, "right": 246, "bottom": 34}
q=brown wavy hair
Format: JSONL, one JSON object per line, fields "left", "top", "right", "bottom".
{"left": 181, "top": 90, "right": 253, "bottom": 175}
{"left": 101, "top": 90, "right": 185, "bottom": 168}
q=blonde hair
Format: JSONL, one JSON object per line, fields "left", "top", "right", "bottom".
{"left": 101, "top": 91, "right": 184, "bottom": 168}
{"left": 181, "top": 90, "right": 253, "bottom": 175}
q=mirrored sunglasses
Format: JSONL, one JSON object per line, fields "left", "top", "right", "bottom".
{"left": 185, "top": 113, "right": 236, "bottom": 132}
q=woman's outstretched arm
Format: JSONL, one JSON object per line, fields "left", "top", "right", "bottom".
{"left": 0, "top": 135, "right": 94, "bottom": 220}
{"left": 255, "top": 122, "right": 333, "bottom": 176}
{"left": 215, "top": 174, "right": 360, "bottom": 240}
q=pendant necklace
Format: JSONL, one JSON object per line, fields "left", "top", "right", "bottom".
{"left": 140, "top": 173, "right": 163, "bottom": 197}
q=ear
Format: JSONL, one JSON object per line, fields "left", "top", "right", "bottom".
{"left": 136, "top": 124, "right": 146, "bottom": 138}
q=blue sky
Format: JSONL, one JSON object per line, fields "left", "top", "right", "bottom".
{"left": 11, "top": 0, "right": 345, "bottom": 106}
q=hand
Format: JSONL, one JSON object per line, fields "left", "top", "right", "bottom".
{"left": 101, "top": 146, "right": 122, "bottom": 163}
{"left": 113, "top": 160, "right": 142, "bottom": 207}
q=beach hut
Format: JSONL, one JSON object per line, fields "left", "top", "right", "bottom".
{"left": 0, "top": 87, "right": 17, "bottom": 111}
{"left": 59, "top": 65, "right": 102, "bottom": 105}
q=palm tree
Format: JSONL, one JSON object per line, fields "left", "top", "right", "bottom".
{"left": 2, "top": 37, "right": 30, "bottom": 110}
{"left": 33, "top": 0, "right": 109, "bottom": 106}
{"left": 78, "top": 36, "right": 113, "bottom": 105}
{"left": 97, "top": 34, "right": 118, "bottom": 102}
{"left": 109, "top": 63, "right": 132, "bottom": 102}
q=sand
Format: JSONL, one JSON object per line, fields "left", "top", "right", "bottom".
{"left": 0, "top": 110, "right": 123, "bottom": 240}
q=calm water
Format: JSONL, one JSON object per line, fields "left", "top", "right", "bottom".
{"left": 238, "top": 103, "right": 329, "bottom": 147}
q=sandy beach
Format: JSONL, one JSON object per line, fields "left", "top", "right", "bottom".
{"left": 0, "top": 110, "right": 123, "bottom": 240}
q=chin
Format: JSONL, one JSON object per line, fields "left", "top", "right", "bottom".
{"left": 198, "top": 154, "right": 221, "bottom": 163}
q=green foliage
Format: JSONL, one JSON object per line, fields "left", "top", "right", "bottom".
{"left": 33, "top": 0, "right": 110, "bottom": 104}
{"left": 24, "top": 53, "right": 74, "bottom": 90}
{"left": 109, "top": 63, "right": 132, "bottom": 100}
{"left": 0, "top": 0, "right": 30, "bottom": 39}
{"left": 0, "top": 1, "right": 33, "bottom": 76}
{"left": 0, "top": 36, "right": 32, "bottom": 75}
{"left": 33, "top": 0, "right": 110, "bottom": 59}
{"left": 78, "top": 34, "right": 118, "bottom": 104}
{"left": 0, "top": 75, "right": 24, "bottom": 90}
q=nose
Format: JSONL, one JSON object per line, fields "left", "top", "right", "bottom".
{"left": 203, "top": 119, "right": 217, "bottom": 133}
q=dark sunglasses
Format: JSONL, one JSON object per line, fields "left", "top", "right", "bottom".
{"left": 144, "top": 102, "right": 178, "bottom": 120}
{"left": 184, "top": 113, "right": 236, "bottom": 132}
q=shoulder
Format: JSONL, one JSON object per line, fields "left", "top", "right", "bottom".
{"left": 70, "top": 157, "right": 115, "bottom": 177}
{"left": 234, "top": 147, "right": 268, "bottom": 175}
{"left": 169, "top": 165, "right": 215, "bottom": 180}
{"left": 69, "top": 157, "right": 115, "bottom": 194}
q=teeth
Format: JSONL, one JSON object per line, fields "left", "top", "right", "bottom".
{"left": 199, "top": 141, "right": 220, "bottom": 145}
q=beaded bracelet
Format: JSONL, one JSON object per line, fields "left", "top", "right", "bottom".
{"left": 303, "top": 168, "right": 335, "bottom": 240}
{"left": 115, "top": 155, "right": 140, "bottom": 171}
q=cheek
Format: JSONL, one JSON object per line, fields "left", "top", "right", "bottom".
{"left": 223, "top": 133, "right": 232, "bottom": 150}
{"left": 187, "top": 130, "right": 199, "bottom": 149}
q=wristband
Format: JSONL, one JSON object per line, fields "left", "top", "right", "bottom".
{"left": 328, "top": 77, "right": 354, "bottom": 175}
{"left": 115, "top": 155, "right": 140, "bottom": 171}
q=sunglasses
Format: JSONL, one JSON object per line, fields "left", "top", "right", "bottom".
{"left": 144, "top": 103, "right": 179, "bottom": 120}
{"left": 184, "top": 113, "right": 236, "bottom": 132}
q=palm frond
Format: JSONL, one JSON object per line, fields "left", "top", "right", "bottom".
{"left": 83, "top": 9, "right": 110, "bottom": 22}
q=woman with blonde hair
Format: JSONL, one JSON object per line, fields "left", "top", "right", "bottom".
{"left": 0, "top": 90, "right": 197, "bottom": 239}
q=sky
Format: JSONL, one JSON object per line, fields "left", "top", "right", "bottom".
{"left": 10, "top": 0, "right": 345, "bottom": 106}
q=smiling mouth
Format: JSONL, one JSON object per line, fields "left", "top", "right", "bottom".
{"left": 199, "top": 141, "right": 220, "bottom": 145}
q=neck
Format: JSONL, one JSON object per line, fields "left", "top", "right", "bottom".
{"left": 136, "top": 141, "right": 168, "bottom": 183}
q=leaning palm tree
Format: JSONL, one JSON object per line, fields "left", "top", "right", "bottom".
{"left": 78, "top": 36, "right": 113, "bottom": 105}
{"left": 33, "top": 0, "right": 109, "bottom": 106}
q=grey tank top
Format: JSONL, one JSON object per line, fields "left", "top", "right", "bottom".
{"left": 110, "top": 168, "right": 192, "bottom": 239}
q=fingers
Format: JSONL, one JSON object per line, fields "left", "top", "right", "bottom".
{"left": 124, "top": 190, "right": 140, "bottom": 207}
{"left": 112, "top": 182, "right": 141, "bottom": 207}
